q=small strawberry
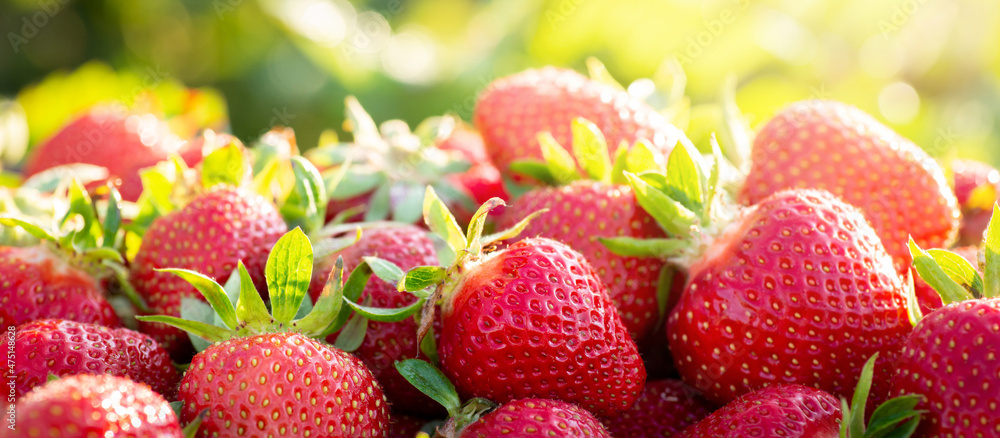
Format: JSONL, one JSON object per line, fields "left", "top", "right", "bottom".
{"left": 602, "top": 379, "right": 714, "bottom": 437}
{"left": 11, "top": 374, "right": 183, "bottom": 438}
{"left": 951, "top": 158, "right": 1000, "bottom": 246}
{"left": 740, "top": 100, "right": 960, "bottom": 272}
{"left": 305, "top": 98, "right": 487, "bottom": 226}
{"left": 309, "top": 224, "right": 444, "bottom": 416}
{"left": 460, "top": 399, "right": 610, "bottom": 438}
{"left": 374, "top": 190, "right": 645, "bottom": 418}
{"left": 137, "top": 228, "right": 392, "bottom": 437}
{"left": 23, "top": 106, "right": 185, "bottom": 201}
{"left": 603, "top": 142, "right": 913, "bottom": 406}
{"left": 497, "top": 118, "right": 676, "bottom": 343}
{"left": 898, "top": 206, "right": 1000, "bottom": 437}
{"left": 474, "top": 66, "right": 682, "bottom": 175}
{"left": 8, "top": 319, "right": 179, "bottom": 398}
{"left": 130, "top": 144, "right": 286, "bottom": 358}
{"left": 1, "top": 180, "right": 130, "bottom": 328}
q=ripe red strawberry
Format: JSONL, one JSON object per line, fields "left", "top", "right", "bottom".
{"left": 139, "top": 228, "right": 393, "bottom": 437}
{"left": 11, "top": 374, "right": 182, "bottom": 438}
{"left": 668, "top": 189, "right": 911, "bottom": 405}
{"left": 0, "top": 245, "right": 118, "bottom": 328}
{"left": 309, "top": 225, "right": 444, "bottom": 416}
{"left": 179, "top": 333, "right": 390, "bottom": 437}
{"left": 23, "top": 107, "right": 184, "bottom": 201}
{"left": 474, "top": 67, "right": 680, "bottom": 174}
{"left": 8, "top": 319, "right": 178, "bottom": 399}
{"left": 740, "top": 100, "right": 959, "bottom": 272}
{"left": 497, "top": 180, "right": 668, "bottom": 342}
{"left": 132, "top": 185, "right": 286, "bottom": 358}
{"left": 951, "top": 158, "right": 1000, "bottom": 246}
{"left": 602, "top": 379, "right": 714, "bottom": 437}
{"left": 460, "top": 399, "right": 611, "bottom": 438}
{"left": 437, "top": 237, "right": 645, "bottom": 417}
{"left": 674, "top": 384, "right": 841, "bottom": 438}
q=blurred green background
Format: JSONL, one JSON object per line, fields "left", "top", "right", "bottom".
{"left": 2, "top": 0, "right": 999, "bottom": 164}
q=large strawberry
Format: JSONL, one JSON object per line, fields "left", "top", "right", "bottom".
{"left": 308, "top": 224, "right": 444, "bottom": 416}
{"left": 1, "top": 180, "right": 129, "bottom": 328}
{"left": 371, "top": 190, "right": 645, "bottom": 418}
{"left": 497, "top": 118, "right": 675, "bottom": 343}
{"left": 11, "top": 374, "right": 183, "bottom": 438}
{"left": 130, "top": 145, "right": 286, "bottom": 358}
{"left": 474, "top": 66, "right": 682, "bottom": 175}
{"left": 951, "top": 158, "right": 999, "bottom": 246}
{"left": 8, "top": 319, "right": 178, "bottom": 398}
{"left": 603, "top": 143, "right": 913, "bottom": 406}
{"left": 898, "top": 206, "right": 1000, "bottom": 437}
{"left": 740, "top": 100, "right": 960, "bottom": 272}
{"left": 138, "top": 228, "right": 392, "bottom": 437}
{"left": 460, "top": 399, "right": 611, "bottom": 438}
{"left": 23, "top": 106, "right": 185, "bottom": 201}
{"left": 602, "top": 379, "right": 714, "bottom": 437}
{"left": 305, "top": 98, "right": 491, "bottom": 226}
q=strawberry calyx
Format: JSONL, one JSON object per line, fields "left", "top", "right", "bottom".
{"left": 304, "top": 97, "right": 477, "bottom": 224}
{"left": 395, "top": 358, "right": 497, "bottom": 438}
{"left": 838, "top": 353, "right": 923, "bottom": 438}
{"left": 909, "top": 203, "right": 1000, "bottom": 323}
{"left": 135, "top": 227, "right": 375, "bottom": 347}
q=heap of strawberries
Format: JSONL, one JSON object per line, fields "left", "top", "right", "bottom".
{"left": 3, "top": 61, "right": 999, "bottom": 438}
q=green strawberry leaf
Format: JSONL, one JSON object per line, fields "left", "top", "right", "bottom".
{"left": 903, "top": 271, "right": 923, "bottom": 327}
{"left": 865, "top": 395, "right": 922, "bottom": 437}
{"left": 400, "top": 266, "right": 447, "bottom": 292}
{"left": 704, "top": 136, "right": 724, "bottom": 222}
{"left": 363, "top": 256, "right": 405, "bottom": 285}
{"left": 983, "top": 204, "right": 1000, "bottom": 299}
{"left": 465, "top": 198, "right": 505, "bottom": 256}
{"left": 423, "top": 186, "right": 466, "bottom": 257}
{"left": 63, "top": 179, "right": 99, "bottom": 250}
{"left": 538, "top": 132, "right": 580, "bottom": 185}
{"left": 327, "top": 169, "right": 383, "bottom": 200}
{"left": 926, "top": 249, "right": 983, "bottom": 298}
{"left": 610, "top": 144, "right": 630, "bottom": 185}
{"left": 909, "top": 238, "right": 974, "bottom": 305}
{"left": 136, "top": 315, "right": 231, "bottom": 344}
{"left": 718, "top": 75, "right": 752, "bottom": 169}
{"left": 281, "top": 156, "right": 328, "bottom": 235}
{"left": 341, "top": 296, "right": 425, "bottom": 323}
{"left": 395, "top": 359, "right": 462, "bottom": 415}
{"left": 296, "top": 257, "right": 346, "bottom": 336}
{"left": 0, "top": 216, "right": 56, "bottom": 243}
{"left": 665, "top": 140, "right": 705, "bottom": 214}
{"left": 21, "top": 164, "right": 108, "bottom": 192}
{"left": 364, "top": 183, "right": 391, "bottom": 222}
{"left": 509, "top": 160, "right": 557, "bottom": 185}
{"left": 599, "top": 236, "right": 688, "bottom": 258}
{"left": 201, "top": 142, "right": 247, "bottom": 189}
{"left": 571, "top": 118, "right": 612, "bottom": 182}
{"left": 159, "top": 268, "right": 239, "bottom": 330}
{"left": 420, "top": 324, "right": 439, "bottom": 364}
{"left": 333, "top": 313, "right": 368, "bottom": 352}
{"left": 624, "top": 172, "right": 698, "bottom": 236}
{"left": 585, "top": 57, "right": 625, "bottom": 91}
{"left": 179, "top": 297, "right": 218, "bottom": 351}
{"left": 266, "top": 228, "right": 315, "bottom": 324}
{"left": 847, "top": 353, "right": 879, "bottom": 437}
{"left": 392, "top": 182, "right": 425, "bottom": 225}
{"left": 182, "top": 409, "right": 208, "bottom": 438}
{"left": 101, "top": 186, "right": 123, "bottom": 248}
{"left": 480, "top": 208, "right": 549, "bottom": 247}
{"left": 322, "top": 260, "right": 373, "bottom": 337}
{"left": 655, "top": 266, "right": 675, "bottom": 326}
{"left": 624, "top": 140, "right": 665, "bottom": 177}
{"left": 234, "top": 261, "right": 270, "bottom": 329}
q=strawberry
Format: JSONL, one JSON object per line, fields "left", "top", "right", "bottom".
{"left": 474, "top": 66, "right": 681, "bottom": 175}
{"left": 138, "top": 228, "right": 392, "bottom": 437}
{"left": 373, "top": 191, "right": 645, "bottom": 418}
{"left": 131, "top": 185, "right": 286, "bottom": 358}
{"left": 23, "top": 106, "right": 184, "bottom": 201}
{"left": 306, "top": 98, "right": 486, "bottom": 226}
{"left": 308, "top": 224, "right": 444, "bottom": 416}
{"left": 497, "top": 118, "right": 677, "bottom": 343}
{"left": 0, "top": 245, "right": 118, "bottom": 327}
{"left": 740, "top": 100, "right": 960, "bottom": 272}
{"left": 10, "top": 374, "right": 183, "bottom": 438}
{"left": 898, "top": 206, "right": 1000, "bottom": 437}
{"left": 674, "top": 384, "right": 841, "bottom": 438}
{"left": 1, "top": 180, "right": 130, "bottom": 328}
{"left": 460, "top": 399, "right": 611, "bottom": 438}
{"left": 951, "top": 158, "right": 1000, "bottom": 246}
{"left": 7, "top": 319, "right": 179, "bottom": 398}
{"left": 602, "top": 379, "right": 714, "bottom": 437}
